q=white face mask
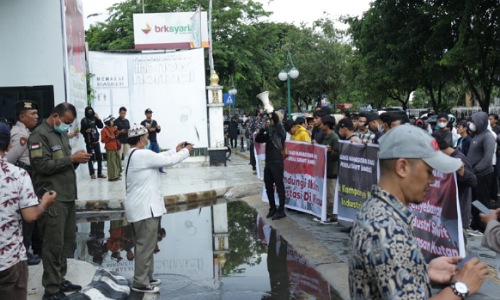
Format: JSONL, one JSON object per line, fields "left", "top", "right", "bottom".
{"left": 437, "top": 122, "right": 447, "bottom": 129}
{"left": 469, "top": 123, "right": 477, "bottom": 132}
{"left": 377, "top": 123, "right": 384, "bottom": 133}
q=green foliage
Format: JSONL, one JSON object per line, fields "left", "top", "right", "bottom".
{"left": 86, "top": 72, "right": 96, "bottom": 105}
{"left": 221, "top": 201, "right": 265, "bottom": 275}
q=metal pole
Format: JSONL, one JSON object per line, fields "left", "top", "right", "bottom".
{"left": 287, "top": 74, "right": 292, "bottom": 119}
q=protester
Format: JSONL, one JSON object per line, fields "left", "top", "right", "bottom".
{"left": 467, "top": 111, "right": 497, "bottom": 233}
{"left": 389, "top": 111, "right": 409, "bottom": 128}
{"left": 311, "top": 110, "right": 326, "bottom": 144}
{"left": 80, "top": 106, "right": 105, "bottom": 179}
{"left": 0, "top": 122, "right": 57, "bottom": 300}
{"left": 355, "top": 112, "right": 375, "bottom": 144}
{"left": 6, "top": 100, "right": 43, "bottom": 266}
{"left": 337, "top": 119, "right": 362, "bottom": 143}
{"left": 320, "top": 115, "right": 340, "bottom": 222}
{"left": 140, "top": 108, "right": 164, "bottom": 173}
{"left": 101, "top": 115, "right": 121, "bottom": 181}
{"left": 434, "top": 112, "right": 453, "bottom": 147}
{"left": 114, "top": 106, "right": 130, "bottom": 160}
{"left": 124, "top": 124, "right": 192, "bottom": 293}
{"left": 349, "top": 124, "right": 489, "bottom": 299}
{"left": 29, "top": 103, "right": 91, "bottom": 300}
{"left": 290, "top": 117, "right": 311, "bottom": 142}
{"left": 456, "top": 120, "right": 471, "bottom": 156}
{"left": 228, "top": 116, "right": 239, "bottom": 149}
{"left": 432, "top": 130, "right": 477, "bottom": 235}
{"left": 480, "top": 208, "right": 500, "bottom": 252}
{"left": 489, "top": 114, "right": 500, "bottom": 188}
{"left": 255, "top": 111, "right": 287, "bottom": 220}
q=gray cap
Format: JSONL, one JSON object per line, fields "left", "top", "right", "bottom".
{"left": 379, "top": 124, "right": 461, "bottom": 173}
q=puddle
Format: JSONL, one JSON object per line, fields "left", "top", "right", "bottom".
{"left": 75, "top": 200, "right": 337, "bottom": 299}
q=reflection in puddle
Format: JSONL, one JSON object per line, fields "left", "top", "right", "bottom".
{"left": 75, "top": 201, "right": 335, "bottom": 299}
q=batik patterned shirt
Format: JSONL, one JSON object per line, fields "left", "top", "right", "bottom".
{"left": 0, "top": 157, "right": 38, "bottom": 271}
{"left": 349, "top": 185, "right": 431, "bottom": 299}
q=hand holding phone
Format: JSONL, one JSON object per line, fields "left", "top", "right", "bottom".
{"left": 472, "top": 200, "right": 490, "bottom": 215}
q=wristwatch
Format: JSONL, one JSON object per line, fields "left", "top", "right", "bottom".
{"left": 450, "top": 281, "right": 469, "bottom": 299}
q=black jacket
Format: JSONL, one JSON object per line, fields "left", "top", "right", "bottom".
{"left": 255, "top": 112, "right": 286, "bottom": 164}
{"left": 80, "top": 106, "right": 103, "bottom": 145}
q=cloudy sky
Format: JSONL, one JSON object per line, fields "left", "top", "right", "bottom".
{"left": 83, "top": 0, "right": 372, "bottom": 29}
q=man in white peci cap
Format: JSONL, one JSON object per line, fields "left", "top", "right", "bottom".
{"left": 348, "top": 124, "right": 489, "bottom": 299}
{"left": 124, "top": 124, "right": 193, "bottom": 294}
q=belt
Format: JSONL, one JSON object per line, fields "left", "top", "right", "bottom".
{"left": 15, "top": 161, "right": 32, "bottom": 172}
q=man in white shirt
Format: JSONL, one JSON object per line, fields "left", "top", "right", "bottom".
{"left": 124, "top": 124, "right": 193, "bottom": 293}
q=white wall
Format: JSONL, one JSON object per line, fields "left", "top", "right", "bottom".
{"left": 0, "top": 0, "right": 66, "bottom": 104}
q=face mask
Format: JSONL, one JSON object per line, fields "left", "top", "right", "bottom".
{"left": 142, "top": 138, "right": 151, "bottom": 150}
{"left": 437, "top": 122, "right": 447, "bottom": 129}
{"left": 377, "top": 124, "right": 384, "bottom": 133}
{"left": 469, "top": 123, "right": 477, "bottom": 132}
{"left": 54, "top": 117, "right": 71, "bottom": 133}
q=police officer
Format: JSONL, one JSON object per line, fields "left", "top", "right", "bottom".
{"left": 6, "top": 100, "right": 42, "bottom": 266}
{"left": 29, "top": 103, "right": 91, "bottom": 300}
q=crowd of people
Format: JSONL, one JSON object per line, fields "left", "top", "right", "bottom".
{"left": 240, "top": 104, "right": 500, "bottom": 298}
{"left": 0, "top": 101, "right": 193, "bottom": 299}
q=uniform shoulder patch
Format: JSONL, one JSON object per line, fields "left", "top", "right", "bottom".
{"left": 20, "top": 137, "right": 27, "bottom": 146}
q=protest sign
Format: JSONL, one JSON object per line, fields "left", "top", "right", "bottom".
{"left": 334, "top": 141, "right": 379, "bottom": 222}
{"left": 262, "top": 141, "right": 328, "bottom": 220}
{"left": 409, "top": 171, "right": 465, "bottom": 262}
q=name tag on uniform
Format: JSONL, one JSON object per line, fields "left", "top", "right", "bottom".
{"left": 51, "top": 145, "right": 62, "bottom": 152}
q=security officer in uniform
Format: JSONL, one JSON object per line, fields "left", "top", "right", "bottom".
{"left": 6, "top": 100, "right": 42, "bottom": 266}
{"left": 29, "top": 102, "right": 91, "bottom": 300}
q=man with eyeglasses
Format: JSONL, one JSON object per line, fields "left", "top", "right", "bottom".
{"left": 28, "top": 103, "right": 91, "bottom": 300}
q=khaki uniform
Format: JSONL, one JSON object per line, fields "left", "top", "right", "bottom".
{"left": 6, "top": 121, "right": 31, "bottom": 166}
{"left": 28, "top": 121, "right": 77, "bottom": 295}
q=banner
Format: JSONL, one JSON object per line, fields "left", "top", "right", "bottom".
{"left": 334, "top": 141, "right": 379, "bottom": 222}
{"left": 409, "top": 172, "right": 465, "bottom": 262}
{"left": 133, "top": 12, "right": 209, "bottom": 50}
{"left": 254, "top": 134, "right": 266, "bottom": 180}
{"left": 262, "top": 141, "right": 328, "bottom": 220}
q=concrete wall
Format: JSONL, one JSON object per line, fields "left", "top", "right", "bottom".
{"left": 0, "top": 0, "right": 66, "bottom": 104}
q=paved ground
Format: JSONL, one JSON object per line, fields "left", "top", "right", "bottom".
{"left": 27, "top": 150, "right": 500, "bottom": 299}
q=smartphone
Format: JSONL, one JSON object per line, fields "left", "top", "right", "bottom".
{"left": 36, "top": 187, "right": 48, "bottom": 199}
{"left": 458, "top": 252, "right": 480, "bottom": 268}
{"left": 472, "top": 200, "right": 491, "bottom": 215}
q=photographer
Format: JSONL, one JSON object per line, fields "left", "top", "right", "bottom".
{"left": 124, "top": 124, "right": 193, "bottom": 293}
{"left": 80, "top": 106, "right": 105, "bottom": 179}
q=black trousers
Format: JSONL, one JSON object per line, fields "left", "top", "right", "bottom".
{"left": 86, "top": 142, "right": 103, "bottom": 175}
{"left": 471, "top": 171, "right": 498, "bottom": 231}
{"left": 264, "top": 163, "right": 286, "bottom": 211}
{"left": 249, "top": 140, "right": 256, "bottom": 170}
{"left": 230, "top": 137, "right": 237, "bottom": 148}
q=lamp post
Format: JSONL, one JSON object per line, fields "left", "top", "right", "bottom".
{"left": 278, "top": 49, "right": 299, "bottom": 119}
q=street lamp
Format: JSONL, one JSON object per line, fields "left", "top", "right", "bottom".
{"left": 279, "top": 49, "right": 299, "bottom": 119}
{"left": 228, "top": 76, "right": 237, "bottom": 117}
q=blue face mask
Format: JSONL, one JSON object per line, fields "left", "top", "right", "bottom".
{"left": 144, "top": 140, "right": 151, "bottom": 150}
{"left": 54, "top": 117, "right": 71, "bottom": 133}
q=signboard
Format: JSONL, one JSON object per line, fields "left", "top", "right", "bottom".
{"left": 223, "top": 93, "right": 235, "bottom": 106}
{"left": 334, "top": 141, "right": 379, "bottom": 222}
{"left": 133, "top": 12, "right": 209, "bottom": 50}
{"left": 88, "top": 50, "right": 209, "bottom": 150}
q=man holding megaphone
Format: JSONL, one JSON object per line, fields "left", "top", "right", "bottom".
{"left": 255, "top": 102, "right": 287, "bottom": 220}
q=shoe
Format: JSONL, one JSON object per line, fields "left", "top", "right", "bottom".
{"left": 59, "top": 280, "right": 82, "bottom": 292}
{"left": 266, "top": 208, "right": 277, "bottom": 218}
{"left": 97, "top": 173, "right": 106, "bottom": 179}
{"left": 159, "top": 170, "right": 167, "bottom": 174}
{"left": 341, "top": 226, "right": 352, "bottom": 233}
{"left": 42, "top": 291, "right": 67, "bottom": 300}
{"left": 272, "top": 211, "right": 286, "bottom": 220}
{"left": 313, "top": 217, "right": 338, "bottom": 225}
{"left": 90, "top": 174, "right": 96, "bottom": 179}
{"left": 150, "top": 278, "right": 161, "bottom": 286}
{"left": 27, "top": 253, "right": 41, "bottom": 265}
{"left": 131, "top": 285, "right": 160, "bottom": 293}
{"left": 253, "top": 170, "right": 257, "bottom": 174}
{"left": 108, "top": 178, "right": 120, "bottom": 182}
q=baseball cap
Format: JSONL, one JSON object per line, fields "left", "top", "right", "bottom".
{"left": 145, "top": 108, "right": 153, "bottom": 114}
{"left": 378, "top": 124, "right": 461, "bottom": 173}
{"left": 0, "top": 122, "right": 11, "bottom": 143}
{"left": 128, "top": 124, "right": 148, "bottom": 137}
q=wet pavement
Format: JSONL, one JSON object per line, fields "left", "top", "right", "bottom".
{"left": 26, "top": 151, "right": 500, "bottom": 299}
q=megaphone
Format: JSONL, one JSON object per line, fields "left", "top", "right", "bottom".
{"left": 256, "top": 91, "right": 274, "bottom": 113}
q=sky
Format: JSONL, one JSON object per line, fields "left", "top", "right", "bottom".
{"left": 82, "top": 0, "right": 372, "bottom": 29}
